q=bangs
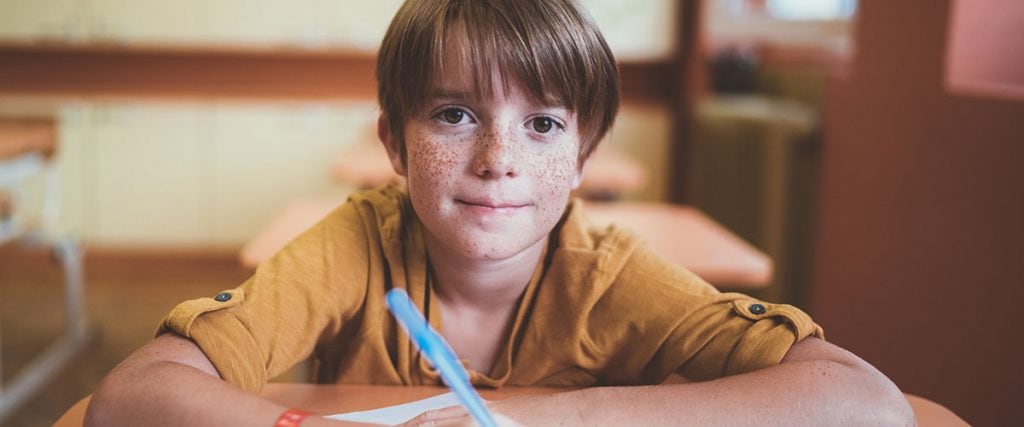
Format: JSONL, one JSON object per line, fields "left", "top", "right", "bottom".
{"left": 435, "top": 3, "right": 575, "bottom": 109}
{"left": 378, "top": 0, "right": 619, "bottom": 162}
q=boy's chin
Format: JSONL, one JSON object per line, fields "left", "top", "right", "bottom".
{"left": 451, "top": 237, "right": 545, "bottom": 262}
{"left": 459, "top": 245, "right": 524, "bottom": 261}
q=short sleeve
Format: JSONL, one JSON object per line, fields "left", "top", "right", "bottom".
{"left": 586, "top": 244, "right": 824, "bottom": 384}
{"left": 157, "top": 200, "right": 371, "bottom": 393}
{"left": 670, "top": 294, "right": 824, "bottom": 381}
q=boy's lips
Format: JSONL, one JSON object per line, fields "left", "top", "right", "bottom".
{"left": 455, "top": 198, "right": 529, "bottom": 211}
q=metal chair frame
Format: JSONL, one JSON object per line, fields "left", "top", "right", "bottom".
{"left": 0, "top": 151, "right": 95, "bottom": 423}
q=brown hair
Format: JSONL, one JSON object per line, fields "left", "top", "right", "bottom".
{"left": 376, "top": 0, "right": 619, "bottom": 167}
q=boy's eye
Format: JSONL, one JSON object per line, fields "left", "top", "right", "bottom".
{"left": 530, "top": 117, "right": 556, "bottom": 133}
{"left": 438, "top": 108, "right": 467, "bottom": 124}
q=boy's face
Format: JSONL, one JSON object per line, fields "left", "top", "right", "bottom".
{"left": 380, "top": 46, "right": 586, "bottom": 262}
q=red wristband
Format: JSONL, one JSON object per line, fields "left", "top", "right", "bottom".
{"left": 274, "top": 408, "right": 313, "bottom": 427}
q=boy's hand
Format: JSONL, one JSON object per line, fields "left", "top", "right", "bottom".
{"left": 401, "top": 406, "right": 522, "bottom": 427}
{"left": 401, "top": 393, "right": 582, "bottom": 427}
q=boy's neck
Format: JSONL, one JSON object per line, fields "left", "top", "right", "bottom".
{"left": 424, "top": 233, "right": 547, "bottom": 310}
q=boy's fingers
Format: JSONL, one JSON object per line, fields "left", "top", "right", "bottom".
{"left": 402, "top": 405, "right": 469, "bottom": 426}
{"left": 492, "top": 413, "right": 525, "bottom": 427}
{"left": 403, "top": 406, "right": 522, "bottom": 427}
{"left": 403, "top": 412, "right": 442, "bottom": 427}
{"left": 425, "top": 405, "right": 470, "bottom": 420}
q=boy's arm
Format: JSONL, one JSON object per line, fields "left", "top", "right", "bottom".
{"left": 84, "top": 333, "right": 357, "bottom": 427}
{"left": 422, "top": 337, "right": 915, "bottom": 426}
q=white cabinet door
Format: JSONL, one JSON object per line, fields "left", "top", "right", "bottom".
{"left": 207, "top": 101, "right": 376, "bottom": 246}
{"left": 188, "top": 0, "right": 322, "bottom": 47}
{"left": 48, "top": 100, "right": 383, "bottom": 248}
{"left": 0, "top": 0, "right": 82, "bottom": 42}
{"left": 0, "top": 0, "right": 678, "bottom": 57}
{"left": 84, "top": 0, "right": 206, "bottom": 44}
{"left": 4, "top": 0, "right": 409, "bottom": 49}
{"left": 83, "top": 0, "right": 403, "bottom": 49}
{"left": 315, "top": 0, "right": 404, "bottom": 51}
{"left": 54, "top": 103, "right": 91, "bottom": 237}
{"left": 582, "top": 0, "right": 677, "bottom": 61}
{"left": 87, "top": 102, "right": 207, "bottom": 246}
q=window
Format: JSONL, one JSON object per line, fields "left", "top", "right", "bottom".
{"left": 706, "top": 0, "right": 858, "bottom": 55}
{"left": 945, "top": 0, "right": 1024, "bottom": 100}
{"left": 766, "top": 0, "right": 857, "bottom": 21}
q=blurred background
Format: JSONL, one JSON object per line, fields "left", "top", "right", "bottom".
{"left": 1, "top": 0, "right": 1021, "bottom": 425}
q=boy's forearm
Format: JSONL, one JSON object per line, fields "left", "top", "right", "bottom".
{"left": 85, "top": 361, "right": 369, "bottom": 426}
{"left": 493, "top": 339, "right": 914, "bottom": 426}
{"left": 562, "top": 360, "right": 912, "bottom": 426}
{"left": 86, "top": 360, "right": 282, "bottom": 426}
{"left": 84, "top": 333, "right": 359, "bottom": 427}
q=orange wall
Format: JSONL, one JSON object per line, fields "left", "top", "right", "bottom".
{"left": 946, "top": 0, "right": 1024, "bottom": 96}
{"left": 811, "top": 1, "right": 1024, "bottom": 425}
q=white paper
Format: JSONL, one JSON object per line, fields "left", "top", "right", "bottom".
{"left": 327, "top": 392, "right": 471, "bottom": 425}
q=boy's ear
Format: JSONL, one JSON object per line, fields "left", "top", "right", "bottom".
{"left": 377, "top": 114, "right": 407, "bottom": 176}
{"left": 572, "top": 156, "right": 590, "bottom": 190}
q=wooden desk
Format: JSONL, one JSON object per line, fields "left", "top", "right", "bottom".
{"left": 584, "top": 201, "right": 772, "bottom": 288}
{"left": 55, "top": 384, "right": 968, "bottom": 426}
{"left": 240, "top": 199, "right": 772, "bottom": 288}
{"left": 573, "top": 147, "right": 648, "bottom": 199}
{"left": 0, "top": 118, "right": 56, "bottom": 160}
{"left": 239, "top": 197, "right": 347, "bottom": 268}
{"left": 331, "top": 139, "right": 402, "bottom": 190}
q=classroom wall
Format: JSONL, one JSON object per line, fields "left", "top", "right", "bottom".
{"left": 0, "top": 0, "right": 678, "bottom": 250}
{"left": 53, "top": 100, "right": 378, "bottom": 250}
{"left": 0, "top": 98, "right": 671, "bottom": 250}
{"left": 0, "top": 0, "right": 675, "bottom": 59}
{"left": 810, "top": 0, "right": 1024, "bottom": 425}
{"left": 0, "top": 0, "right": 404, "bottom": 49}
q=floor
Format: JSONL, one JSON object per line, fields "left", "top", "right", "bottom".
{"left": 0, "top": 248, "right": 253, "bottom": 427}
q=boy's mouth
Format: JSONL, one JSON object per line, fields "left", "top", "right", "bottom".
{"left": 455, "top": 198, "right": 528, "bottom": 210}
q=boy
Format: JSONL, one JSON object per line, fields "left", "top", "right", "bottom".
{"left": 86, "top": 0, "right": 914, "bottom": 425}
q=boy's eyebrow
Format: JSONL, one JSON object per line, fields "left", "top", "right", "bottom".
{"left": 428, "top": 87, "right": 572, "bottom": 111}
{"left": 429, "top": 88, "right": 475, "bottom": 101}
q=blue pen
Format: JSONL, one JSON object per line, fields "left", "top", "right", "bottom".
{"left": 385, "top": 289, "right": 498, "bottom": 427}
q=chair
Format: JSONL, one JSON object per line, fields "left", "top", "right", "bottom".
{"left": 0, "top": 118, "right": 95, "bottom": 423}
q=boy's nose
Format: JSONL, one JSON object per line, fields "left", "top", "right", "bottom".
{"left": 472, "top": 130, "right": 518, "bottom": 179}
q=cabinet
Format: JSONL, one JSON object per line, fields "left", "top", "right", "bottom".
{"left": 205, "top": 102, "right": 373, "bottom": 245}
{"left": 0, "top": 0, "right": 405, "bottom": 50}
{"left": 0, "top": 0, "right": 675, "bottom": 60}
{"left": 690, "top": 95, "right": 820, "bottom": 303}
{"left": 0, "top": 0, "right": 82, "bottom": 42}
{"left": 87, "top": 104, "right": 207, "bottom": 246}
{"left": 48, "top": 100, "right": 377, "bottom": 248}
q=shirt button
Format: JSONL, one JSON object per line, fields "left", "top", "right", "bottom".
{"left": 749, "top": 303, "right": 766, "bottom": 315}
{"left": 214, "top": 292, "right": 232, "bottom": 302}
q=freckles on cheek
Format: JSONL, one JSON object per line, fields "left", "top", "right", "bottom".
{"left": 533, "top": 149, "right": 578, "bottom": 219}
{"left": 406, "top": 137, "right": 457, "bottom": 221}
{"left": 408, "top": 136, "right": 460, "bottom": 188}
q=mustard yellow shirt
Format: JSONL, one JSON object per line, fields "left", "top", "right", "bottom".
{"left": 160, "top": 186, "right": 822, "bottom": 393}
